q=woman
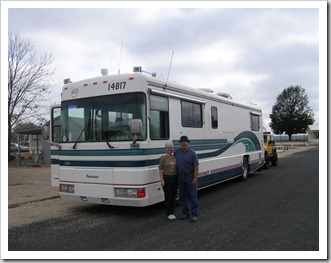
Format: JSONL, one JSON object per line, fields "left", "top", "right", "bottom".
{"left": 159, "top": 142, "right": 178, "bottom": 220}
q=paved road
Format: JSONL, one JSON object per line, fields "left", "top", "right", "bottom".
{"left": 8, "top": 147, "right": 319, "bottom": 252}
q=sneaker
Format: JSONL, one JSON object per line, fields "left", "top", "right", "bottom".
{"left": 190, "top": 215, "right": 198, "bottom": 222}
{"left": 179, "top": 214, "right": 190, "bottom": 220}
{"left": 167, "top": 214, "right": 176, "bottom": 220}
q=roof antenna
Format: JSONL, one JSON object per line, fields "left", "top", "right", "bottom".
{"left": 118, "top": 41, "right": 123, "bottom": 74}
{"left": 165, "top": 51, "right": 174, "bottom": 88}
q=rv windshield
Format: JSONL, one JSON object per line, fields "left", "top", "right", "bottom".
{"left": 61, "top": 93, "right": 146, "bottom": 143}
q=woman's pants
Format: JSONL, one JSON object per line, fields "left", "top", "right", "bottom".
{"left": 162, "top": 175, "right": 178, "bottom": 216}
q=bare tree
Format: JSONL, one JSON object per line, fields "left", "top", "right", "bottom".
{"left": 8, "top": 32, "right": 55, "bottom": 150}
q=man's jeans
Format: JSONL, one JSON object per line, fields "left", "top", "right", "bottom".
{"left": 178, "top": 174, "right": 198, "bottom": 217}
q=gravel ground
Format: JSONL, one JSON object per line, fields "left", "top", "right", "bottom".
{"left": 8, "top": 166, "right": 58, "bottom": 207}
{"left": 7, "top": 144, "right": 318, "bottom": 228}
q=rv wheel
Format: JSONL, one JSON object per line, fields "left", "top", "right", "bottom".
{"left": 241, "top": 157, "right": 249, "bottom": 181}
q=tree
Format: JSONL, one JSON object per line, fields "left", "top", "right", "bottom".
{"left": 8, "top": 32, "right": 55, "bottom": 151}
{"left": 269, "top": 85, "right": 314, "bottom": 141}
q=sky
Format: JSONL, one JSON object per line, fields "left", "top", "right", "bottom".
{"left": 3, "top": 1, "right": 326, "bottom": 131}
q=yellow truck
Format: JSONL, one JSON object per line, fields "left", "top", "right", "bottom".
{"left": 263, "top": 132, "right": 278, "bottom": 169}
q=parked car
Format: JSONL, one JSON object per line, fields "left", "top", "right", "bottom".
{"left": 20, "top": 142, "right": 30, "bottom": 147}
{"left": 10, "top": 143, "right": 30, "bottom": 153}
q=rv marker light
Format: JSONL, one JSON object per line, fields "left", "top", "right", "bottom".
{"left": 137, "top": 189, "right": 145, "bottom": 198}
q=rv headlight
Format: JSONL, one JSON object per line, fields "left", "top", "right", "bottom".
{"left": 114, "top": 188, "right": 127, "bottom": 198}
{"left": 59, "top": 184, "right": 68, "bottom": 192}
{"left": 59, "top": 184, "right": 74, "bottom": 193}
{"left": 115, "top": 188, "right": 145, "bottom": 198}
{"left": 67, "top": 185, "right": 75, "bottom": 193}
{"left": 126, "top": 189, "right": 137, "bottom": 198}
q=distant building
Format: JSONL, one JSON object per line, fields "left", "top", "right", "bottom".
{"left": 273, "top": 133, "right": 308, "bottom": 142}
{"left": 307, "top": 124, "right": 319, "bottom": 143}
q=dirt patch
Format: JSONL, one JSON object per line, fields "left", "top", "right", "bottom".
{"left": 8, "top": 166, "right": 58, "bottom": 207}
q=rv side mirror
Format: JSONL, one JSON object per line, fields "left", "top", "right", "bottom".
{"left": 130, "top": 119, "right": 142, "bottom": 135}
{"left": 130, "top": 119, "right": 142, "bottom": 149}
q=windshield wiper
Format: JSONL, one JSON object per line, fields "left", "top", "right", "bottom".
{"left": 100, "top": 128, "right": 115, "bottom": 149}
{"left": 72, "top": 119, "right": 91, "bottom": 149}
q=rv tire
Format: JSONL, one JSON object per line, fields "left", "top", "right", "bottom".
{"left": 241, "top": 157, "right": 249, "bottom": 181}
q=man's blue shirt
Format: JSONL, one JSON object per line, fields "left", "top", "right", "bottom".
{"left": 174, "top": 148, "right": 199, "bottom": 175}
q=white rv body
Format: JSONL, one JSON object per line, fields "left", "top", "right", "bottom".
{"left": 50, "top": 72, "right": 264, "bottom": 206}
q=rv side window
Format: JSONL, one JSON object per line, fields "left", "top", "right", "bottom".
{"left": 181, "top": 101, "right": 202, "bottom": 128}
{"left": 250, "top": 113, "right": 260, "bottom": 131}
{"left": 51, "top": 107, "right": 61, "bottom": 142}
{"left": 150, "top": 95, "right": 169, "bottom": 140}
{"left": 211, "top": 106, "right": 218, "bottom": 129}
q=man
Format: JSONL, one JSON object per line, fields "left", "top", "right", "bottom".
{"left": 174, "top": 135, "right": 199, "bottom": 222}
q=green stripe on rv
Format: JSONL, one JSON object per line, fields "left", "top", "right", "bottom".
{"left": 232, "top": 138, "right": 257, "bottom": 152}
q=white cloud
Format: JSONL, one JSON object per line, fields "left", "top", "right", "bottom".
{"left": 5, "top": 4, "right": 323, "bottom": 128}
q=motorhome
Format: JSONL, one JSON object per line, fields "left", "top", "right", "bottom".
{"left": 50, "top": 68, "right": 264, "bottom": 206}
